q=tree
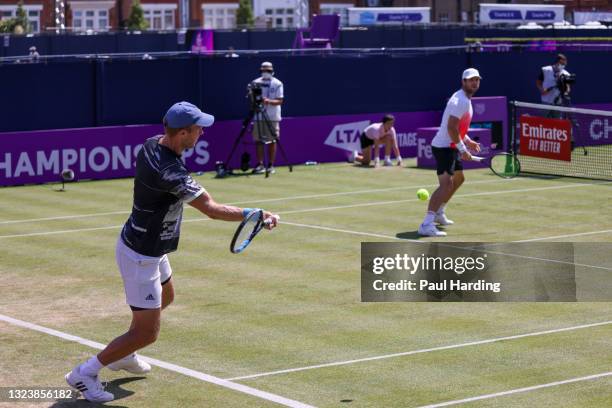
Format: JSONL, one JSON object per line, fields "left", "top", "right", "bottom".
{"left": 126, "top": 0, "right": 148, "bottom": 30}
{"left": 236, "top": 0, "right": 254, "bottom": 28}
{"left": 14, "top": 1, "right": 30, "bottom": 33}
{"left": 0, "top": 1, "right": 30, "bottom": 34}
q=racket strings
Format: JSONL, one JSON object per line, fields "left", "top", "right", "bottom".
{"left": 232, "top": 212, "right": 262, "bottom": 252}
{"left": 491, "top": 154, "right": 520, "bottom": 178}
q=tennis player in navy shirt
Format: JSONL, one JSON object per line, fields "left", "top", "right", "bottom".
{"left": 66, "top": 101, "right": 279, "bottom": 402}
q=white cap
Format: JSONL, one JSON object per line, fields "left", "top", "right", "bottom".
{"left": 260, "top": 61, "right": 273, "bottom": 70}
{"left": 462, "top": 68, "right": 482, "bottom": 80}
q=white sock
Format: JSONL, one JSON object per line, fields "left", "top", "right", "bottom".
{"left": 397, "top": 155, "right": 403, "bottom": 162}
{"left": 423, "top": 211, "right": 435, "bottom": 225}
{"left": 80, "top": 356, "right": 104, "bottom": 377}
{"left": 385, "top": 155, "right": 391, "bottom": 161}
{"left": 436, "top": 203, "right": 447, "bottom": 215}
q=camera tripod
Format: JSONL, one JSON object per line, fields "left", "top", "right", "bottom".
{"left": 553, "top": 95, "right": 588, "bottom": 156}
{"left": 218, "top": 104, "right": 293, "bottom": 178}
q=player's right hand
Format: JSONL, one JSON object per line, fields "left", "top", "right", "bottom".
{"left": 263, "top": 211, "right": 279, "bottom": 230}
{"left": 461, "top": 151, "right": 473, "bottom": 161}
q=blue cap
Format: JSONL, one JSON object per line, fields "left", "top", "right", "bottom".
{"left": 163, "top": 101, "right": 215, "bottom": 128}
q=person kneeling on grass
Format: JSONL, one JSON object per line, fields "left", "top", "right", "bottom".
{"left": 65, "top": 101, "right": 279, "bottom": 403}
{"left": 349, "top": 114, "right": 402, "bottom": 167}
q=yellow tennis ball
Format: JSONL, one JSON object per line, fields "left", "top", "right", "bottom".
{"left": 417, "top": 188, "right": 430, "bottom": 201}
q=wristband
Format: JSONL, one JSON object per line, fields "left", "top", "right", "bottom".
{"left": 242, "top": 208, "right": 255, "bottom": 217}
{"left": 456, "top": 141, "right": 467, "bottom": 153}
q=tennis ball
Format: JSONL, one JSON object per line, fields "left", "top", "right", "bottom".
{"left": 417, "top": 188, "right": 430, "bottom": 201}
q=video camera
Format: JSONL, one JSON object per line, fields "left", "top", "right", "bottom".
{"left": 556, "top": 73, "right": 576, "bottom": 95}
{"left": 247, "top": 81, "right": 264, "bottom": 111}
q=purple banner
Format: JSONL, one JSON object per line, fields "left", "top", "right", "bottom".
{"left": 0, "top": 97, "right": 514, "bottom": 186}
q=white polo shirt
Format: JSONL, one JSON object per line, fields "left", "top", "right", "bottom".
{"left": 432, "top": 89, "right": 473, "bottom": 148}
{"left": 251, "top": 76, "right": 284, "bottom": 122}
{"left": 363, "top": 122, "right": 396, "bottom": 141}
{"left": 540, "top": 65, "right": 570, "bottom": 105}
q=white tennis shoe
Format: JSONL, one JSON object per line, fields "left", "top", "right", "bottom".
{"left": 65, "top": 366, "right": 114, "bottom": 403}
{"left": 434, "top": 213, "right": 454, "bottom": 225}
{"left": 107, "top": 353, "right": 151, "bottom": 374}
{"left": 418, "top": 223, "right": 447, "bottom": 237}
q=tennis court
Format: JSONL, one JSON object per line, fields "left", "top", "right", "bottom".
{"left": 1, "top": 161, "right": 611, "bottom": 407}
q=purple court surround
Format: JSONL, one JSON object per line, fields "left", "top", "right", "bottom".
{"left": 1, "top": 98, "right": 609, "bottom": 187}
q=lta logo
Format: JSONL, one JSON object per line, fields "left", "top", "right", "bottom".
{"left": 324, "top": 121, "right": 370, "bottom": 152}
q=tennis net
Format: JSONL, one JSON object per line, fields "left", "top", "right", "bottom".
{"left": 510, "top": 101, "right": 612, "bottom": 181}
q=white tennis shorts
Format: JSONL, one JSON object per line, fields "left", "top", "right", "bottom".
{"left": 115, "top": 237, "right": 172, "bottom": 310}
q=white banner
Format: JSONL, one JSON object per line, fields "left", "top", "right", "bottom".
{"left": 479, "top": 4, "right": 564, "bottom": 24}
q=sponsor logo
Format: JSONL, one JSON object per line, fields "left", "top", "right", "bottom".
{"left": 377, "top": 13, "right": 423, "bottom": 23}
{"left": 359, "top": 12, "right": 376, "bottom": 25}
{"left": 0, "top": 140, "right": 210, "bottom": 180}
{"left": 489, "top": 10, "right": 522, "bottom": 20}
{"left": 589, "top": 119, "right": 612, "bottom": 141}
{"left": 519, "top": 115, "right": 571, "bottom": 161}
{"left": 417, "top": 138, "right": 432, "bottom": 159}
{"left": 324, "top": 121, "right": 371, "bottom": 152}
{"left": 396, "top": 132, "right": 418, "bottom": 148}
{"left": 526, "top": 10, "right": 555, "bottom": 20}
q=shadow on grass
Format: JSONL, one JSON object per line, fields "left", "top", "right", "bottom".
{"left": 395, "top": 231, "right": 422, "bottom": 240}
{"left": 50, "top": 376, "right": 146, "bottom": 408}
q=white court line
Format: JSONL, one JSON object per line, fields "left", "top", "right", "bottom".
{"left": 0, "top": 179, "right": 508, "bottom": 225}
{"left": 224, "top": 320, "right": 612, "bottom": 381}
{"left": 0, "top": 182, "right": 602, "bottom": 239}
{"left": 513, "top": 229, "right": 612, "bottom": 243}
{"left": 0, "top": 218, "right": 212, "bottom": 239}
{"left": 417, "top": 371, "right": 612, "bottom": 408}
{"left": 280, "top": 182, "right": 597, "bottom": 215}
{"left": 0, "top": 313, "right": 315, "bottom": 408}
{"left": 281, "top": 221, "right": 612, "bottom": 272}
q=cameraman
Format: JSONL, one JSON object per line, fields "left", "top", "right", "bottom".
{"left": 249, "top": 61, "right": 284, "bottom": 174}
{"left": 536, "top": 54, "right": 571, "bottom": 114}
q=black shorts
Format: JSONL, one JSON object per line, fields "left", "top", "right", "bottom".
{"left": 432, "top": 146, "right": 463, "bottom": 175}
{"left": 360, "top": 132, "right": 374, "bottom": 149}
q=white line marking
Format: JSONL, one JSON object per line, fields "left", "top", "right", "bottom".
{"left": 512, "top": 229, "right": 612, "bottom": 243}
{"left": 0, "top": 218, "right": 212, "bottom": 239}
{"left": 281, "top": 222, "right": 612, "bottom": 271}
{"left": 0, "top": 179, "right": 508, "bottom": 225}
{"left": 417, "top": 371, "right": 612, "bottom": 408}
{"left": 280, "top": 182, "right": 598, "bottom": 215}
{"left": 0, "top": 313, "right": 315, "bottom": 408}
{"left": 0, "top": 182, "right": 603, "bottom": 239}
{"left": 0, "top": 211, "right": 130, "bottom": 225}
{"left": 224, "top": 320, "right": 612, "bottom": 381}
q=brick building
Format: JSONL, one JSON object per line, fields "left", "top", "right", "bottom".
{"left": 0, "top": 0, "right": 609, "bottom": 33}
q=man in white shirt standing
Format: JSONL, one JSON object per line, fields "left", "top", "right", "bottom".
{"left": 536, "top": 54, "right": 571, "bottom": 110}
{"left": 250, "top": 61, "right": 284, "bottom": 174}
{"left": 418, "top": 68, "right": 482, "bottom": 237}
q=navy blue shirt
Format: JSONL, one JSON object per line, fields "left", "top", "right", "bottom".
{"left": 121, "top": 136, "right": 205, "bottom": 257}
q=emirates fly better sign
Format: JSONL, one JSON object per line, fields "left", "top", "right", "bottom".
{"left": 519, "top": 115, "right": 572, "bottom": 161}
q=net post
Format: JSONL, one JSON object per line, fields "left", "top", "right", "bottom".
{"left": 506, "top": 100, "right": 517, "bottom": 174}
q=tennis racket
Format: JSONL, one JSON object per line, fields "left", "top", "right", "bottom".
{"left": 230, "top": 209, "right": 278, "bottom": 254}
{"left": 471, "top": 152, "right": 521, "bottom": 179}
